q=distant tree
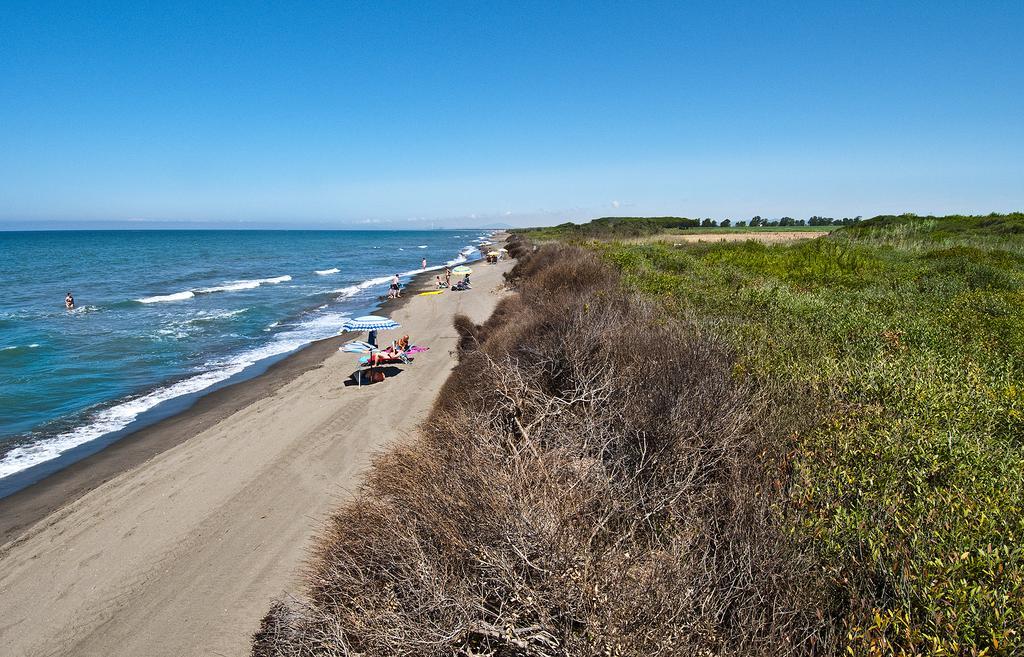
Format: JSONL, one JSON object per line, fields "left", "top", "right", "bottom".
{"left": 796, "top": 219, "right": 806, "bottom": 226}
{"left": 767, "top": 220, "right": 780, "bottom": 227}
{"left": 750, "top": 216, "right": 763, "bottom": 227}
{"left": 735, "top": 220, "right": 747, "bottom": 227}
{"left": 720, "top": 218, "right": 732, "bottom": 227}
{"left": 701, "top": 218, "right": 717, "bottom": 227}
{"left": 779, "top": 216, "right": 796, "bottom": 226}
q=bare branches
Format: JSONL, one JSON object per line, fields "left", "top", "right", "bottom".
{"left": 252, "top": 244, "right": 830, "bottom": 657}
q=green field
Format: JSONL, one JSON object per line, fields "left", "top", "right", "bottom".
{"left": 528, "top": 214, "right": 1024, "bottom": 655}
{"left": 516, "top": 216, "right": 843, "bottom": 241}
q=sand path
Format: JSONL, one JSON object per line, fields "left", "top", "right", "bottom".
{"left": 0, "top": 257, "right": 515, "bottom": 657}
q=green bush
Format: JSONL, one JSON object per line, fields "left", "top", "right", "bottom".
{"left": 590, "top": 214, "right": 1024, "bottom": 655}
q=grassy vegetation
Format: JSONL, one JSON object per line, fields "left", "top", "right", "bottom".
{"left": 590, "top": 213, "right": 1024, "bottom": 654}
{"left": 517, "top": 216, "right": 839, "bottom": 241}
{"left": 651, "top": 225, "right": 835, "bottom": 235}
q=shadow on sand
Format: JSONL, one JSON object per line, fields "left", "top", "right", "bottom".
{"left": 343, "top": 365, "right": 405, "bottom": 387}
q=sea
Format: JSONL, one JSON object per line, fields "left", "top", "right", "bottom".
{"left": 0, "top": 229, "right": 492, "bottom": 497}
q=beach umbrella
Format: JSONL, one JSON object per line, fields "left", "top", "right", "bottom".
{"left": 452, "top": 265, "right": 472, "bottom": 274}
{"left": 487, "top": 251, "right": 500, "bottom": 256}
{"left": 340, "top": 315, "right": 401, "bottom": 332}
{"left": 340, "top": 340, "right": 377, "bottom": 353}
{"left": 499, "top": 248, "right": 508, "bottom": 252}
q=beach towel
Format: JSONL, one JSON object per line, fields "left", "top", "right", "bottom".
{"left": 406, "top": 345, "right": 429, "bottom": 354}
{"left": 417, "top": 290, "right": 444, "bottom": 296}
{"left": 358, "top": 354, "right": 413, "bottom": 366}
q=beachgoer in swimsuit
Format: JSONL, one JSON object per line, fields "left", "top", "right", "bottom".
{"left": 421, "top": 258, "right": 427, "bottom": 270}
{"left": 65, "top": 292, "right": 74, "bottom": 309}
{"left": 390, "top": 274, "right": 401, "bottom": 298}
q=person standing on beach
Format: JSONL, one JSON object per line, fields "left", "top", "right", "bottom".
{"left": 65, "top": 292, "right": 74, "bottom": 309}
{"left": 390, "top": 273, "right": 402, "bottom": 298}
{"left": 444, "top": 266, "right": 451, "bottom": 288}
{"left": 421, "top": 257, "right": 427, "bottom": 270}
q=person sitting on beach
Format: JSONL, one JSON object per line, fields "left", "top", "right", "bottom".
{"left": 65, "top": 292, "right": 74, "bottom": 309}
{"left": 397, "top": 335, "right": 410, "bottom": 352}
{"left": 435, "top": 275, "right": 447, "bottom": 289}
{"left": 463, "top": 272, "right": 471, "bottom": 288}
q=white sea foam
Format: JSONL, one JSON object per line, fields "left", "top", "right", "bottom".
{"left": 333, "top": 285, "right": 360, "bottom": 298}
{"left": 28, "top": 344, "right": 39, "bottom": 348}
{"left": 138, "top": 276, "right": 291, "bottom": 302}
{"left": 444, "top": 245, "right": 478, "bottom": 266}
{"left": 417, "top": 245, "right": 427, "bottom": 248}
{"left": 315, "top": 268, "right": 340, "bottom": 275}
{"left": 2, "top": 346, "right": 16, "bottom": 351}
{"left": 198, "top": 275, "right": 291, "bottom": 294}
{"left": 186, "top": 308, "right": 248, "bottom": 323}
{"left": 0, "top": 308, "right": 352, "bottom": 480}
{"left": 138, "top": 291, "right": 196, "bottom": 303}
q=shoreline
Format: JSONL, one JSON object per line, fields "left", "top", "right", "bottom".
{"left": 0, "top": 247, "right": 514, "bottom": 657}
{"left": 0, "top": 262, "right": 451, "bottom": 544}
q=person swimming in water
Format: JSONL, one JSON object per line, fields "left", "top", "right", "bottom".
{"left": 65, "top": 292, "right": 75, "bottom": 309}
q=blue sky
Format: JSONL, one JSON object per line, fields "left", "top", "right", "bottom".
{"left": 1, "top": 1, "right": 1022, "bottom": 228}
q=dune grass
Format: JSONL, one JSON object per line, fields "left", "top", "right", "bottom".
{"left": 593, "top": 214, "right": 1024, "bottom": 654}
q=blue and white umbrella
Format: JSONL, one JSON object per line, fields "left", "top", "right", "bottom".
{"left": 340, "top": 315, "right": 401, "bottom": 332}
{"left": 340, "top": 340, "right": 378, "bottom": 353}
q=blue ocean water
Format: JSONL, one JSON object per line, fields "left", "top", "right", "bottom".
{"left": 0, "top": 229, "right": 489, "bottom": 496}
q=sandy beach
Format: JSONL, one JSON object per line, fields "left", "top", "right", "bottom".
{"left": 0, "top": 253, "right": 515, "bottom": 657}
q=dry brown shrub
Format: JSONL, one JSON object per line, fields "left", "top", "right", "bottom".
{"left": 253, "top": 245, "right": 831, "bottom": 657}
{"left": 504, "top": 234, "right": 529, "bottom": 259}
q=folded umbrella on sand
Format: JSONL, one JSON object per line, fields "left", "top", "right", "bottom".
{"left": 340, "top": 340, "right": 377, "bottom": 353}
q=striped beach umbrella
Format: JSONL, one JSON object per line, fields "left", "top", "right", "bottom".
{"left": 340, "top": 340, "right": 378, "bottom": 353}
{"left": 452, "top": 265, "right": 472, "bottom": 275}
{"left": 340, "top": 315, "right": 401, "bottom": 332}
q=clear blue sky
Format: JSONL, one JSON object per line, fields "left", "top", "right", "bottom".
{"left": 1, "top": 1, "right": 1022, "bottom": 228}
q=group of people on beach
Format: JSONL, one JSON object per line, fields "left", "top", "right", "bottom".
{"left": 435, "top": 266, "right": 470, "bottom": 291}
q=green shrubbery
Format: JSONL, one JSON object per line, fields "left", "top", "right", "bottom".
{"left": 591, "top": 214, "right": 1024, "bottom": 654}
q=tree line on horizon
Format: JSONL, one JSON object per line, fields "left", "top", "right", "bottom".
{"left": 517, "top": 212, "right": 1024, "bottom": 240}
{"left": 517, "top": 214, "right": 863, "bottom": 239}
